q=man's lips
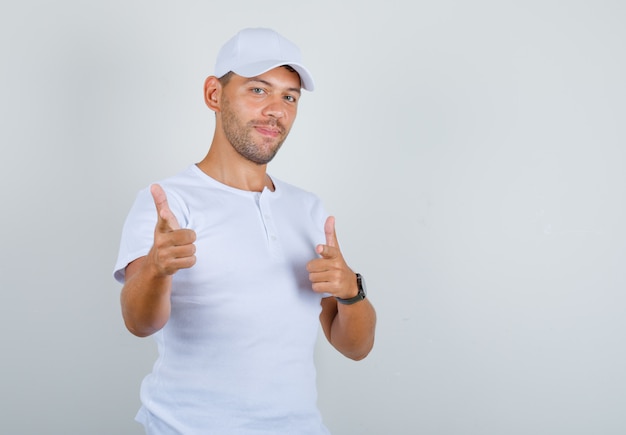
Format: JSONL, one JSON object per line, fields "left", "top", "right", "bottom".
{"left": 253, "top": 124, "right": 282, "bottom": 137}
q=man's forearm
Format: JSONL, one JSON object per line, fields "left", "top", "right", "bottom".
{"left": 329, "top": 299, "right": 377, "bottom": 361}
{"left": 120, "top": 258, "right": 172, "bottom": 337}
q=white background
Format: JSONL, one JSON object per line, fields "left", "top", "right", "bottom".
{"left": 1, "top": 1, "right": 625, "bottom": 434}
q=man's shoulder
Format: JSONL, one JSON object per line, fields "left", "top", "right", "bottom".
{"left": 272, "top": 177, "right": 319, "bottom": 200}
{"left": 150, "top": 165, "right": 212, "bottom": 202}
{"left": 157, "top": 165, "right": 201, "bottom": 188}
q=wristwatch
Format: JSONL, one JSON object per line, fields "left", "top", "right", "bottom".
{"left": 336, "top": 273, "right": 367, "bottom": 305}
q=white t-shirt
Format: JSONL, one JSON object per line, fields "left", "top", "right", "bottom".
{"left": 114, "top": 165, "right": 331, "bottom": 435}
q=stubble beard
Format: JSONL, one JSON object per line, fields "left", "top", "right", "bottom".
{"left": 221, "top": 98, "right": 290, "bottom": 165}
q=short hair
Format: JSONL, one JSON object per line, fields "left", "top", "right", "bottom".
{"left": 218, "top": 71, "right": 234, "bottom": 87}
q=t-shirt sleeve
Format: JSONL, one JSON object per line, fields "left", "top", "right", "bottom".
{"left": 113, "top": 187, "right": 158, "bottom": 283}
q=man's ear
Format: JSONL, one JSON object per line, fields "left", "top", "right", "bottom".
{"left": 204, "top": 76, "right": 221, "bottom": 112}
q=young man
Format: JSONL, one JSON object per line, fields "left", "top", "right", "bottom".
{"left": 114, "top": 27, "right": 376, "bottom": 434}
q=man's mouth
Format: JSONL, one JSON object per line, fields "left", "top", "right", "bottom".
{"left": 253, "top": 122, "right": 283, "bottom": 137}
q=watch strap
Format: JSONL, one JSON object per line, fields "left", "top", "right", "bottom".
{"left": 335, "top": 273, "right": 366, "bottom": 305}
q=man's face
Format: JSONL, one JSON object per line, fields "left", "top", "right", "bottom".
{"left": 219, "top": 66, "right": 302, "bottom": 165}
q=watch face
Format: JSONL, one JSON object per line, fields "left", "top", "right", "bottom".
{"left": 356, "top": 273, "right": 367, "bottom": 296}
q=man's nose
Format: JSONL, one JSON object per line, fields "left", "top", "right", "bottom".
{"left": 262, "top": 96, "right": 286, "bottom": 119}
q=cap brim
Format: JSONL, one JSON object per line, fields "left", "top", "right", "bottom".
{"left": 232, "top": 60, "right": 315, "bottom": 91}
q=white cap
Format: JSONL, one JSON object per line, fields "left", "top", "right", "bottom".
{"left": 214, "top": 28, "right": 315, "bottom": 91}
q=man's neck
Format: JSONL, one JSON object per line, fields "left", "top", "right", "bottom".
{"left": 196, "top": 147, "right": 274, "bottom": 192}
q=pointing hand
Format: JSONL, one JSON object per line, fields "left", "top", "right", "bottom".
{"left": 148, "top": 184, "right": 197, "bottom": 276}
{"left": 306, "top": 216, "right": 358, "bottom": 299}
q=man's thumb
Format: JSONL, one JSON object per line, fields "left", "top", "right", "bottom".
{"left": 151, "top": 184, "right": 181, "bottom": 231}
{"left": 324, "top": 216, "right": 338, "bottom": 248}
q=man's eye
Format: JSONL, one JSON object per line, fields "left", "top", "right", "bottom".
{"left": 285, "top": 95, "right": 296, "bottom": 102}
{"left": 252, "top": 88, "right": 264, "bottom": 94}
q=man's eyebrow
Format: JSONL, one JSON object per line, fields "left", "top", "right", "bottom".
{"left": 246, "top": 77, "right": 302, "bottom": 95}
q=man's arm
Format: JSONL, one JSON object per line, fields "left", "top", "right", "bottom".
{"left": 319, "top": 294, "right": 376, "bottom": 361}
{"left": 307, "top": 217, "right": 377, "bottom": 360}
{"left": 120, "top": 184, "right": 196, "bottom": 337}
